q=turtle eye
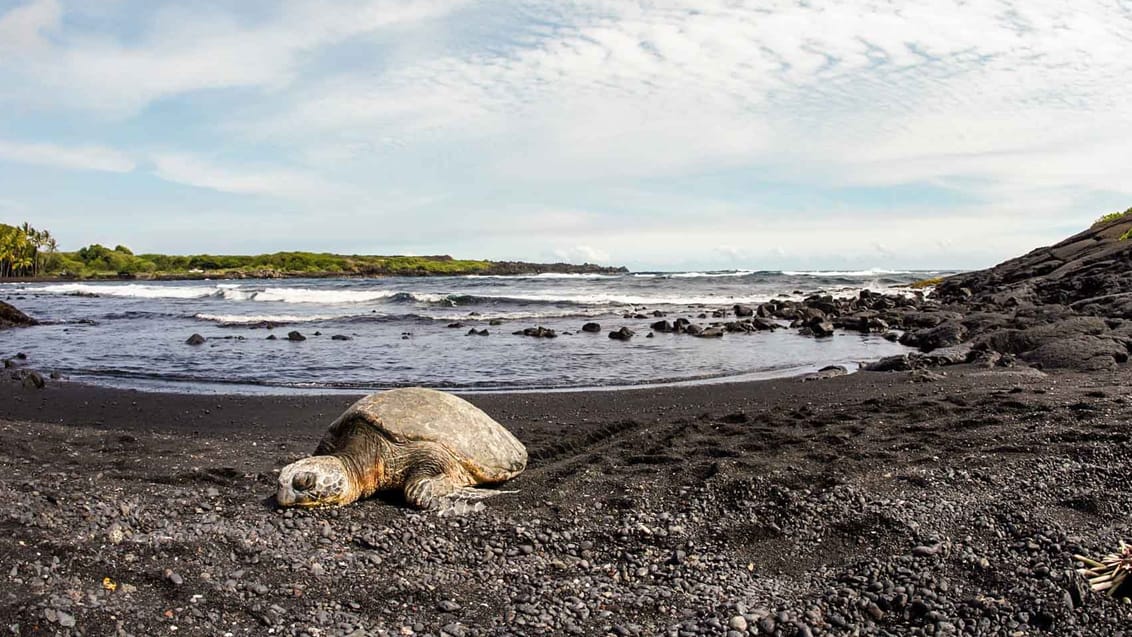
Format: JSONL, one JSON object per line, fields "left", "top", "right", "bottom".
{"left": 293, "top": 472, "right": 317, "bottom": 491}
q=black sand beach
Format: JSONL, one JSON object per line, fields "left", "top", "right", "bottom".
{"left": 3, "top": 215, "right": 1132, "bottom": 636}
{"left": 2, "top": 364, "right": 1131, "bottom": 636}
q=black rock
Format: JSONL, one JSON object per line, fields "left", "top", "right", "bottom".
{"left": 0, "top": 301, "right": 37, "bottom": 329}
{"left": 331, "top": 335, "right": 352, "bottom": 341}
{"left": 810, "top": 319, "right": 837, "bottom": 339}
{"left": 21, "top": 371, "right": 45, "bottom": 389}
{"left": 608, "top": 327, "right": 635, "bottom": 341}
{"left": 800, "top": 365, "right": 848, "bottom": 382}
{"left": 581, "top": 322, "right": 602, "bottom": 333}
{"left": 287, "top": 331, "right": 306, "bottom": 342}
{"left": 899, "top": 320, "right": 967, "bottom": 351}
{"left": 519, "top": 326, "right": 557, "bottom": 338}
{"left": 863, "top": 354, "right": 913, "bottom": 372}
{"left": 733, "top": 304, "right": 754, "bottom": 317}
{"left": 186, "top": 334, "right": 206, "bottom": 345}
{"left": 1020, "top": 335, "right": 1128, "bottom": 371}
{"left": 753, "top": 318, "right": 779, "bottom": 331}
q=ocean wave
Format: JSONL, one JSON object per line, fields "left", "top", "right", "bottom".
{"left": 196, "top": 305, "right": 618, "bottom": 326}
{"left": 194, "top": 313, "right": 348, "bottom": 325}
{"left": 100, "top": 310, "right": 183, "bottom": 320}
{"left": 450, "top": 292, "right": 775, "bottom": 306}
{"left": 246, "top": 287, "right": 401, "bottom": 304}
{"left": 22, "top": 282, "right": 226, "bottom": 299}
{"left": 21, "top": 278, "right": 913, "bottom": 312}
{"left": 670, "top": 270, "right": 757, "bottom": 278}
{"left": 532, "top": 272, "right": 619, "bottom": 279}
{"left": 781, "top": 268, "right": 914, "bottom": 277}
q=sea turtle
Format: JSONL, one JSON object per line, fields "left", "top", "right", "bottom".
{"left": 276, "top": 387, "right": 527, "bottom": 509}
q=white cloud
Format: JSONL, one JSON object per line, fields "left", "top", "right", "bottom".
{"left": 0, "top": 138, "right": 135, "bottom": 173}
{"left": 234, "top": 0, "right": 1132, "bottom": 196}
{"left": 552, "top": 244, "right": 610, "bottom": 264}
{"left": 0, "top": 0, "right": 58, "bottom": 54}
{"left": 151, "top": 153, "right": 351, "bottom": 201}
{"left": 2, "top": 0, "right": 1131, "bottom": 267}
{"left": 0, "top": 0, "right": 469, "bottom": 115}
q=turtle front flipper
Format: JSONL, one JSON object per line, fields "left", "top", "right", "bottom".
{"left": 404, "top": 472, "right": 516, "bottom": 510}
{"left": 403, "top": 472, "right": 460, "bottom": 509}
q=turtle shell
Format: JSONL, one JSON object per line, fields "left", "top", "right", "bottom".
{"left": 323, "top": 387, "right": 527, "bottom": 481}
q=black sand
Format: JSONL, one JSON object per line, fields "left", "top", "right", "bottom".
{"left": 1, "top": 362, "right": 1130, "bottom": 636}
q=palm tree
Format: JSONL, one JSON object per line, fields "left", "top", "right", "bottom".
{"left": 32, "top": 228, "right": 49, "bottom": 275}
{"left": 0, "top": 225, "right": 19, "bottom": 277}
{"left": 19, "top": 222, "right": 41, "bottom": 276}
{"left": 0, "top": 225, "right": 29, "bottom": 277}
{"left": 43, "top": 232, "right": 58, "bottom": 275}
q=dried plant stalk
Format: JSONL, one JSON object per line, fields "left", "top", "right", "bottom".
{"left": 1075, "top": 541, "right": 1132, "bottom": 600}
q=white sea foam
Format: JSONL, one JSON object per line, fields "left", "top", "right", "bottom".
{"left": 487, "top": 292, "right": 774, "bottom": 306}
{"left": 631, "top": 271, "right": 759, "bottom": 279}
{"left": 781, "top": 268, "right": 913, "bottom": 277}
{"left": 22, "top": 277, "right": 909, "bottom": 311}
{"left": 22, "top": 283, "right": 225, "bottom": 299}
{"left": 528, "top": 272, "right": 618, "bottom": 279}
{"left": 669, "top": 270, "right": 756, "bottom": 278}
{"left": 247, "top": 287, "right": 400, "bottom": 304}
{"left": 476, "top": 272, "right": 620, "bottom": 279}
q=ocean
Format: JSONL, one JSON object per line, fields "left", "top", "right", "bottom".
{"left": 0, "top": 270, "right": 948, "bottom": 393}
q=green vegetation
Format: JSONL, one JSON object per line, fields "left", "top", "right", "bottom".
{"left": 4, "top": 223, "right": 601, "bottom": 278}
{"left": 1093, "top": 207, "right": 1132, "bottom": 226}
{"left": 908, "top": 276, "right": 944, "bottom": 289}
{"left": 1091, "top": 207, "right": 1132, "bottom": 241}
{"left": 51, "top": 248, "right": 496, "bottom": 279}
{"left": 0, "top": 222, "right": 58, "bottom": 277}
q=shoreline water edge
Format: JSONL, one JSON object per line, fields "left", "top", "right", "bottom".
{"left": 1, "top": 269, "right": 943, "bottom": 394}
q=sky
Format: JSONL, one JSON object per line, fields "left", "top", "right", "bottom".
{"left": 0, "top": 0, "right": 1130, "bottom": 272}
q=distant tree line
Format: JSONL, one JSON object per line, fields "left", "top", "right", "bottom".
{"left": 0, "top": 222, "right": 58, "bottom": 277}
{"left": 1, "top": 224, "right": 627, "bottom": 279}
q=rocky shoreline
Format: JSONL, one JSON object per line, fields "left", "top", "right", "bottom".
{"left": 2, "top": 215, "right": 1132, "bottom": 636}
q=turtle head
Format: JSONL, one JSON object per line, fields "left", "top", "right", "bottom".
{"left": 276, "top": 456, "right": 356, "bottom": 507}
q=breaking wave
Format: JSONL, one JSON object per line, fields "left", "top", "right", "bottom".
{"left": 781, "top": 268, "right": 917, "bottom": 277}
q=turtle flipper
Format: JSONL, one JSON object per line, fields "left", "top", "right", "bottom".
{"left": 404, "top": 472, "right": 517, "bottom": 510}
{"left": 450, "top": 486, "right": 517, "bottom": 500}
{"left": 436, "top": 488, "right": 517, "bottom": 516}
{"left": 403, "top": 473, "right": 457, "bottom": 509}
